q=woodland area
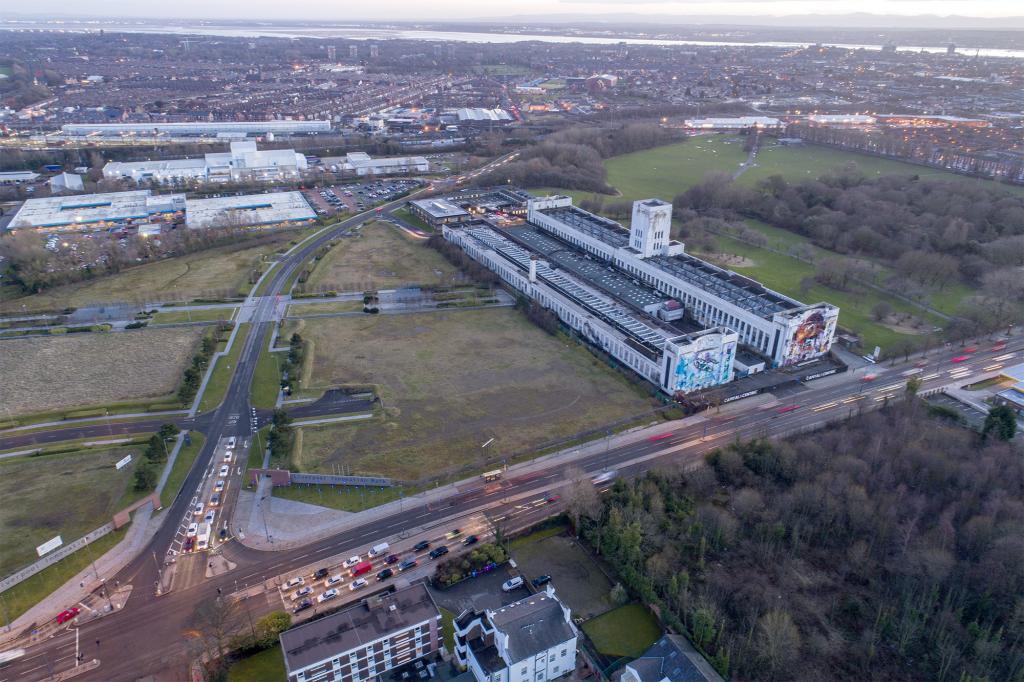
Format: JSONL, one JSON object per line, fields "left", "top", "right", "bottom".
{"left": 673, "top": 170, "right": 1024, "bottom": 333}
{"left": 569, "top": 404, "right": 1024, "bottom": 681}
{"left": 475, "top": 123, "right": 678, "bottom": 192}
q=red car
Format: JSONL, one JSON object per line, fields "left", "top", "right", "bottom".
{"left": 183, "top": 536, "right": 194, "bottom": 553}
{"left": 992, "top": 342, "right": 1007, "bottom": 352}
{"left": 963, "top": 346, "right": 978, "bottom": 354}
{"left": 647, "top": 433, "right": 672, "bottom": 442}
{"left": 776, "top": 405, "right": 800, "bottom": 414}
{"left": 56, "top": 607, "right": 80, "bottom": 624}
{"left": 546, "top": 494, "right": 561, "bottom": 504}
{"left": 951, "top": 355, "right": 969, "bottom": 363}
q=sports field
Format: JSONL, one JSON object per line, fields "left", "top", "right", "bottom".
{"left": 0, "top": 327, "right": 204, "bottom": 417}
{"left": 0, "top": 233, "right": 296, "bottom": 312}
{"left": 0, "top": 444, "right": 143, "bottom": 576}
{"left": 294, "top": 308, "right": 655, "bottom": 482}
{"left": 304, "top": 221, "right": 462, "bottom": 292}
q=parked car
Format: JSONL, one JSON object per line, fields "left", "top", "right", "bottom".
{"left": 532, "top": 575, "right": 552, "bottom": 587}
{"left": 502, "top": 576, "right": 524, "bottom": 592}
{"left": 429, "top": 546, "right": 449, "bottom": 559}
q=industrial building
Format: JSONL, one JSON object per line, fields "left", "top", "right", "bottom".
{"left": 280, "top": 584, "right": 442, "bottom": 682}
{"left": 443, "top": 194, "right": 839, "bottom": 395}
{"left": 0, "top": 171, "right": 40, "bottom": 185}
{"left": 453, "top": 108, "right": 514, "bottom": 124}
{"left": 8, "top": 188, "right": 313, "bottom": 231}
{"left": 455, "top": 586, "right": 578, "bottom": 682}
{"left": 61, "top": 120, "right": 331, "bottom": 137}
{"left": 103, "top": 141, "right": 308, "bottom": 185}
{"left": 341, "top": 152, "right": 429, "bottom": 177}
{"left": 684, "top": 117, "right": 782, "bottom": 130}
{"left": 409, "top": 197, "right": 471, "bottom": 227}
{"left": 8, "top": 190, "right": 185, "bottom": 231}
{"left": 184, "top": 191, "right": 315, "bottom": 229}
{"left": 48, "top": 172, "right": 84, "bottom": 193}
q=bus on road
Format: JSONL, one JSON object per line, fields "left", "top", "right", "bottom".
{"left": 482, "top": 470, "right": 502, "bottom": 482}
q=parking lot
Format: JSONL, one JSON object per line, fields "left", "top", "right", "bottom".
{"left": 512, "top": 532, "right": 615, "bottom": 620}
{"left": 426, "top": 565, "right": 529, "bottom": 616}
{"left": 305, "top": 179, "right": 421, "bottom": 218}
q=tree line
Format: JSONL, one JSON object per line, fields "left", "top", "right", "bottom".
{"left": 568, "top": 402, "right": 1024, "bottom": 681}
{"left": 473, "top": 123, "right": 678, "bottom": 193}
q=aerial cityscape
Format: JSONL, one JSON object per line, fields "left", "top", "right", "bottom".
{"left": 0, "top": 3, "right": 1022, "bottom": 681}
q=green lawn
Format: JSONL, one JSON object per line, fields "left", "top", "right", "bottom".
{"left": 582, "top": 604, "right": 663, "bottom": 659}
{"left": 0, "top": 445, "right": 146, "bottom": 577}
{"left": 1, "top": 527, "right": 126, "bottom": 622}
{"left": 440, "top": 607, "right": 457, "bottom": 653}
{"left": 605, "top": 136, "right": 748, "bottom": 202}
{"left": 700, "top": 233, "right": 941, "bottom": 355}
{"left": 151, "top": 308, "right": 236, "bottom": 325}
{"left": 161, "top": 432, "right": 205, "bottom": 507}
{"left": 287, "top": 300, "right": 364, "bottom": 316}
{"left": 251, "top": 328, "right": 281, "bottom": 410}
{"left": 198, "top": 323, "right": 250, "bottom": 413}
{"left": 272, "top": 482, "right": 408, "bottom": 512}
{"left": 392, "top": 206, "right": 434, "bottom": 233}
{"left": 228, "top": 644, "right": 286, "bottom": 681}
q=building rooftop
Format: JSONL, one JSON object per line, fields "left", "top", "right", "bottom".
{"left": 10, "top": 190, "right": 185, "bottom": 229}
{"left": 999, "top": 362, "right": 1024, "bottom": 384}
{"left": 489, "top": 592, "right": 575, "bottom": 664}
{"left": 455, "top": 108, "right": 512, "bottom": 122}
{"left": 280, "top": 583, "right": 440, "bottom": 675}
{"left": 505, "top": 226, "right": 670, "bottom": 311}
{"left": 411, "top": 197, "right": 470, "bottom": 220}
{"left": 184, "top": 191, "right": 314, "bottom": 228}
{"left": 539, "top": 206, "right": 631, "bottom": 249}
{"left": 645, "top": 253, "right": 800, "bottom": 320}
{"left": 623, "top": 634, "right": 726, "bottom": 682}
{"left": 461, "top": 224, "right": 676, "bottom": 352}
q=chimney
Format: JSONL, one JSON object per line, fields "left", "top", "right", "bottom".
{"left": 529, "top": 255, "right": 538, "bottom": 283}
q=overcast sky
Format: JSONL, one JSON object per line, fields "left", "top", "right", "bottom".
{"left": 17, "top": 0, "right": 1024, "bottom": 20}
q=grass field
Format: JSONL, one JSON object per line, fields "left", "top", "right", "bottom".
{"left": 304, "top": 222, "right": 461, "bottom": 293}
{"left": 161, "top": 432, "right": 205, "bottom": 507}
{"left": 251, "top": 328, "right": 281, "bottom": 409}
{"left": 1, "top": 527, "right": 126, "bottom": 622}
{"left": 198, "top": 323, "right": 250, "bottom": 413}
{"left": 605, "top": 136, "right": 748, "bottom": 202}
{"left": 739, "top": 140, "right": 1024, "bottom": 198}
{"left": 294, "top": 308, "right": 655, "bottom": 482}
{"left": 286, "top": 300, "right": 364, "bottom": 316}
{"left": 228, "top": 644, "right": 286, "bottom": 681}
{"left": 272, "top": 482, "right": 405, "bottom": 512}
{"left": 151, "top": 308, "right": 236, "bottom": 325}
{"left": 0, "top": 327, "right": 203, "bottom": 418}
{"left": 0, "top": 235, "right": 296, "bottom": 313}
{"left": 0, "top": 445, "right": 143, "bottom": 577}
{"left": 582, "top": 604, "right": 663, "bottom": 659}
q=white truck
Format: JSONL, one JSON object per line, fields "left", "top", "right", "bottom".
{"left": 368, "top": 542, "right": 390, "bottom": 557}
{"left": 196, "top": 523, "right": 211, "bottom": 551}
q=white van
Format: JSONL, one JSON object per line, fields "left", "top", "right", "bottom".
{"left": 501, "top": 576, "right": 524, "bottom": 592}
{"left": 368, "top": 542, "right": 390, "bottom": 557}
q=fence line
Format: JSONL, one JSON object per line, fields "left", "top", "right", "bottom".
{"left": 0, "top": 523, "right": 113, "bottom": 594}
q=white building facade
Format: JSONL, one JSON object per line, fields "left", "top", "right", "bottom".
{"left": 455, "top": 587, "right": 578, "bottom": 682}
{"left": 103, "top": 141, "right": 308, "bottom": 185}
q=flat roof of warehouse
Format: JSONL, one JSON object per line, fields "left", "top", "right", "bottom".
{"left": 185, "top": 191, "right": 314, "bottom": 228}
{"left": 410, "top": 197, "right": 469, "bottom": 219}
{"left": 538, "top": 206, "right": 630, "bottom": 248}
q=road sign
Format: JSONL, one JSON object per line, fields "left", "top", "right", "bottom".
{"left": 115, "top": 454, "right": 133, "bottom": 470}
{"left": 37, "top": 535, "right": 62, "bottom": 557}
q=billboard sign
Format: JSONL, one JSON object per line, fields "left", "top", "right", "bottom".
{"left": 115, "top": 454, "right": 133, "bottom": 470}
{"left": 780, "top": 306, "right": 839, "bottom": 367}
{"left": 37, "top": 535, "right": 63, "bottom": 557}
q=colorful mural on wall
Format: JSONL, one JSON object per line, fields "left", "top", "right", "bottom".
{"left": 670, "top": 333, "right": 737, "bottom": 393}
{"left": 780, "top": 306, "right": 839, "bottom": 366}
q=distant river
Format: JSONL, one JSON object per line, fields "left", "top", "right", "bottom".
{"left": 2, "top": 20, "right": 1023, "bottom": 59}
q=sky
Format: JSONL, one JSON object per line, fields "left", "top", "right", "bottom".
{"left": 15, "top": 0, "right": 1024, "bottom": 21}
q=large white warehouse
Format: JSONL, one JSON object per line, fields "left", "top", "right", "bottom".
{"left": 103, "top": 141, "right": 307, "bottom": 185}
